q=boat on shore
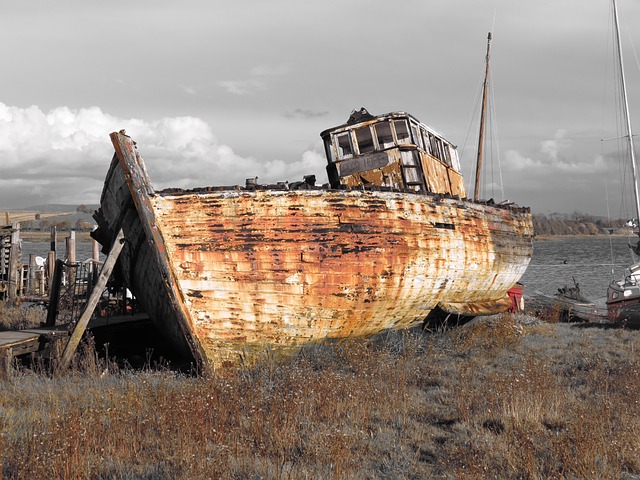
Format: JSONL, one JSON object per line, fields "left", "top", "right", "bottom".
{"left": 90, "top": 32, "right": 532, "bottom": 369}
{"left": 91, "top": 104, "right": 533, "bottom": 369}
{"left": 605, "top": 0, "right": 640, "bottom": 324}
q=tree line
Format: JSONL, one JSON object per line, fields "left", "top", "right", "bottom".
{"left": 532, "top": 212, "right": 633, "bottom": 236}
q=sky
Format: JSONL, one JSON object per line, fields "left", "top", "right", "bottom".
{"left": 2, "top": 0, "right": 640, "bottom": 218}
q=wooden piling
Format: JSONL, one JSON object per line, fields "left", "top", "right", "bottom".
{"left": 50, "top": 225, "right": 57, "bottom": 253}
{"left": 28, "top": 254, "right": 36, "bottom": 295}
{"left": 47, "top": 251, "right": 56, "bottom": 291}
{"left": 67, "top": 231, "right": 76, "bottom": 286}
{"left": 7, "top": 223, "right": 20, "bottom": 302}
{"left": 0, "top": 347, "right": 12, "bottom": 380}
{"left": 46, "top": 259, "right": 64, "bottom": 327}
{"left": 92, "top": 225, "right": 100, "bottom": 263}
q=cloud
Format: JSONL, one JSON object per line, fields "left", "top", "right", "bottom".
{"left": 504, "top": 129, "right": 607, "bottom": 175}
{"left": 539, "top": 129, "right": 571, "bottom": 161}
{"left": 0, "top": 102, "right": 327, "bottom": 208}
{"left": 218, "top": 63, "right": 290, "bottom": 96}
{"left": 249, "top": 64, "right": 290, "bottom": 77}
{"left": 179, "top": 85, "right": 197, "bottom": 95}
{"left": 283, "top": 109, "right": 329, "bottom": 119}
{"left": 217, "top": 79, "right": 267, "bottom": 96}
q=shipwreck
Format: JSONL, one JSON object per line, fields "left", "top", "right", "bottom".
{"left": 91, "top": 107, "right": 533, "bottom": 369}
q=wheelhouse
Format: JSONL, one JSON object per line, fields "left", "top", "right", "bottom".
{"left": 320, "top": 108, "right": 466, "bottom": 197}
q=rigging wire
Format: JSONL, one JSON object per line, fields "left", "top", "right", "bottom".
{"left": 460, "top": 30, "right": 506, "bottom": 202}
{"left": 488, "top": 71, "right": 506, "bottom": 200}
{"left": 460, "top": 65, "right": 486, "bottom": 183}
{"left": 601, "top": 3, "right": 617, "bottom": 280}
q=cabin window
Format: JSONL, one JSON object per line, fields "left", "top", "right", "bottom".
{"left": 393, "top": 119, "right": 411, "bottom": 145}
{"left": 449, "top": 148, "right": 461, "bottom": 171}
{"left": 375, "top": 121, "right": 395, "bottom": 149}
{"left": 442, "top": 143, "right": 452, "bottom": 166}
{"left": 421, "top": 128, "right": 432, "bottom": 155}
{"left": 323, "top": 137, "right": 335, "bottom": 163}
{"left": 400, "top": 150, "right": 417, "bottom": 166}
{"left": 335, "top": 132, "right": 354, "bottom": 159}
{"left": 355, "top": 125, "right": 375, "bottom": 154}
{"left": 404, "top": 168, "right": 421, "bottom": 184}
{"left": 429, "top": 133, "right": 443, "bottom": 161}
{"left": 411, "top": 122, "right": 424, "bottom": 149}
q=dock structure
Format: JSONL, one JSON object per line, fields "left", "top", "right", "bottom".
{"left": 0, "top": 326, "right": 69, "bottom": 378}
{"left": 0, "top": 222, "right": 144, "bottom": 377}
{"left": 0, "top": 314, "right": 150, "bottom": 379}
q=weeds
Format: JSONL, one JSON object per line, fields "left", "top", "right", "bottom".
{"left": 0, "top": 303, "right": 45, "bottom": 331}
{"left": 0, "top": 313, "right": 639, "bottom": 479}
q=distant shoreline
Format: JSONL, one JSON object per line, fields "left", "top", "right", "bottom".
{"left": 534, "top": 232, "right": 634, "bottom": 241}
{"left": 19, "top": 230, "right": 94, "bottom": 242}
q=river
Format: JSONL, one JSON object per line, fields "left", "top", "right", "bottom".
{"left": 520, "top": 235, "right": 638, "bottom": 301}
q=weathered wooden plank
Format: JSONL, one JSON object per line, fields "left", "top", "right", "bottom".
{"left": 0, "top": 347, "right": 12, "bottom": 380}
{"left": 60, "top": 228, "right": 125, "bottom": 369}
{"left": 0, "top": 330, "right": 40, "bottom": 349}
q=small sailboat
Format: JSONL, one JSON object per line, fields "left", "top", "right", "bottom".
{"left": 605, "top": 0, "right": 640, "bottom": 324}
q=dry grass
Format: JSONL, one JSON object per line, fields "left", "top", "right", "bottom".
{"left": 1, "top": 313, "right": 639, "bottom": 479}
{"left": 0, "top": 303, "right": 46, "bottom": 331}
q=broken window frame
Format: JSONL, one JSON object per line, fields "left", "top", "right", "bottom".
{"left": 420, "top": 128, "right": 432, "bottom": 156}
{"left": 410, "top": 121, "right": 423, "bottom": 150}
{"left": 374, "top": 121, "right": 395, "bottom": 150}
{"left": 323, "top": 137, "right": 336, "bottom": 163}
{"left": 334, "top": 131, "right": 354, "bottom": 160}
{"left": 393, "top": 119, "right": 411, "bottom": 145}
{"left": 354, "top": 125, "right": 376, "bottom": 155}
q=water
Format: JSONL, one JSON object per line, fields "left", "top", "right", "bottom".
{"left": 520, "top": 235, "right": 637, "bottom": 301}
{"left": 19, "top": 241, "right": 102, "bottom": 263}
{"left": 17, "top": 235, "right": 637, "bottom": 303}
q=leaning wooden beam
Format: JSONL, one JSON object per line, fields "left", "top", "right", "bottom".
{"left": 59, "top": 229, "right": 125, "bottom": 369}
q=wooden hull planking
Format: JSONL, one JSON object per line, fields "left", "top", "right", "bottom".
{"left": 94, "top": 132, "right": 533, "bottom": 368}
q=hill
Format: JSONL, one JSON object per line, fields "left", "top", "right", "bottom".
{"left": 1, "top": 204, "right": 99, "bottom": 231}
{"left": 532, "top": 213, "right": 631, "bottom": 236}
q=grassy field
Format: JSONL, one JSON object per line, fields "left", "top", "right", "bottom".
{"left": 0, "top": 306, "right": 639, "bottom": 479}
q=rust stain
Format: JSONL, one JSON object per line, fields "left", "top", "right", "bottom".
{"left": 151, "top": 190, "right": 532, "bottom": 367}
{"left": 95, "top": 111, "right": 534, "bottom": 370}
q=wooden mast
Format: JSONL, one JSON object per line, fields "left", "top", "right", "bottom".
{"left": 612, "top": 0, "right": 640, "bottom": 234}
{"left": 474, "top": 32, "right": 492, "bottom": 202}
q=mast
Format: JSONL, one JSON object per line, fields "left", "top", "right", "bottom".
{"left": 474, "top": 32, "right": 492, "bottom": 202}
{"left": 613, "top": 0, "right": 640, "bottom": 233}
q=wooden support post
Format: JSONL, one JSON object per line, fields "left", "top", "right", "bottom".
{"left": 46, "top": 260, "right": 64, "bottom": 327}
{"left": 28, "top": 254, "right": 36, "bottom": 295}
{"left": 66, "top": 231, "right": 76, "bottom": 287}
{"left": 50, "top": 226, "right": 57, "bottom": 253}
{"left": 67, "top": 230, "right": 76, "bottom": 264}
{"left": 46, "top": 251, "right": 56, "bottom": 293}
{"left": 0, "top": 347, "right": 12, "bottom": 380}
{"left": 7, "top": 223, "right": 20, "bottom": 303}
{"left": 92, "top": 225, "right": 100, "bottom": 263}
{"left": 60, "top": 229, "right": 125, "bottom": 369}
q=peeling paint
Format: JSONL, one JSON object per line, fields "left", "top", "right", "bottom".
{"left": 94, "top": 119, "right": 533, "bottom": 370}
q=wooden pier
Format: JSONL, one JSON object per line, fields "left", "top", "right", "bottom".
{"left": 0, "top": 313, "right": 150, "bottom": 379}
{"left": 0, "top": 325, "right": 69, "bottom": 378}
{"left": 0, "top": 223, "right": 147, "bottom": 378}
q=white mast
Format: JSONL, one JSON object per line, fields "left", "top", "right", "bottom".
{"left": 613, "top": 0, "right": 640, "bottom": 231}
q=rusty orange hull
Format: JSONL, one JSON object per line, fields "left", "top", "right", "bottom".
{"left": 94, "top": 132, "right": 533, "bottom": 369}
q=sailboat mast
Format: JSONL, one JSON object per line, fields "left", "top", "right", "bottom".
{"left": 613, "top": 0, "right": 640, "bottom": 229}
{"left": 474, "top": 32, "right": 492, "bottom": 202}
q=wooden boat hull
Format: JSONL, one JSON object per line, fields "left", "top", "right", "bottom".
{"left": 93, "top": 132, "right": 533, "bottom": 369}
